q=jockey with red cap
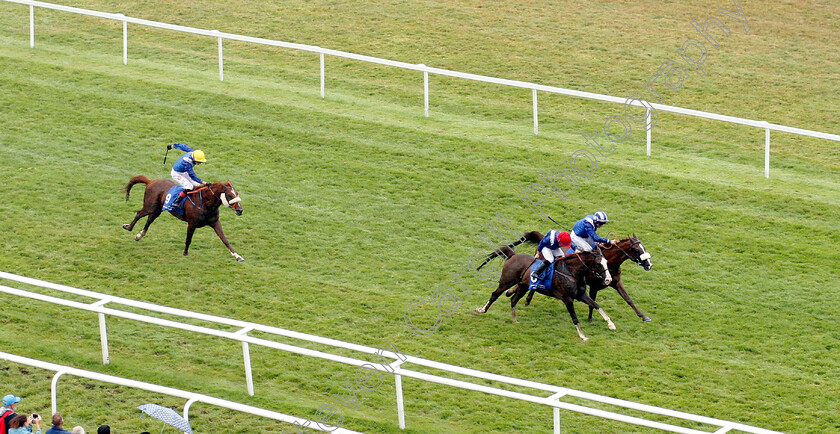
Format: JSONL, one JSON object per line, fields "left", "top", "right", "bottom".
{"left": 530, "top": 230, "right": 573, "bottom": 280}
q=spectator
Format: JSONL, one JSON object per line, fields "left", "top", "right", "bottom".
{"left": 95, "top": 426, "right": 109, "bottom": 434}
{"left": 8, "top": 414, "right": 42, "bottom": 434}
{"left": 45, "top": 414, "right": 70, "bottom": 434}
{"left": 70, "top": 428, "right": 84, "bottom": 434}
{"left": 1, "top": 394, "right": 21, "bottom": 434}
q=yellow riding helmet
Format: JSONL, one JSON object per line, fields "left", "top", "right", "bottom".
{"left": 192, "top": 150, "right": 207, "bottom": 163}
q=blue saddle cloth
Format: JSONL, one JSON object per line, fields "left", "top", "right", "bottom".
{"left": 528, "top": 260, "right": 555, "bottom": 292}
{"left": 162, "top": 185, "right": 185, "bottom": 215}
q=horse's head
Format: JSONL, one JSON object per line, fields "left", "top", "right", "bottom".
{"left": 591, "top": 245, "right": 612, "bottom": 285}
{"left": 629, "top": 233, "right": 652, "bottom": 270}
{"left": 220, "top": 181, "right": 243, "bottom": 216}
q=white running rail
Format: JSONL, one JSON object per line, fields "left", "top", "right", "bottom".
{"left": 2, "top": 0, "right": 839, "bottom": 178}
{"left": 0, "top": 351, "right": 362, "bottom": 434}
{"left": 0, "top": 271, "right": 782, "bottom": 434}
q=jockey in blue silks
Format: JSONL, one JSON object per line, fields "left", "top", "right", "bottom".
{"left": 167, "top": 143, "right": 210, "bottom": 207}
{"left": 529, "top": 230, "right": 573, "bottom": 280}
{"left": 570, "top": 211, "right": 617, "bottom": 252}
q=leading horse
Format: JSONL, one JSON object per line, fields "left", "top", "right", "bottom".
{"left": 481, "top": 231, "right": 653, "bottom": 321}
{"left": 123, "top": 175, "right": 245, "bottom": 261}
{"left": 474, "top": 245, "right": 615, "bottom": 341}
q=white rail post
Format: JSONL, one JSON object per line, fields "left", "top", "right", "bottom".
{"left": 646, "top": 108, "right": 652, "bottom": 156}
{"left": 548, "top": 392, "right": 566, "bottom": 434}
{"left": 764, "top": 122, "right": 770, "bottom": 178}
{"left": 183, "top": 397, "right": 198, "bottom": 434}
{"left": 532, "top": 89, "right": 539, "bottom": 135}
{"left": 320, "top": 52, "right": 325, "bottom": 98}
{"left": 237, "top": 327, "right": 255, "bottom": 396}
{"left": 213, "top": 30, "right": 223, "bottom": 81}
{"left": 395, "top": 374, "right": 405, "bottom": 429}
{"left": 391, "top": 359, "right": 406, "bottom": 429}
{"left": 420, "top": 64, "right": 429, "bottom": 117}
{"left": 92, "top": 300, "right": 110, "bottom": 364}
{"left": 118, "top": 14, "right": 127, "bottom": 65}
{"left": 29, "top": 5, "right": 34, "bottom": 48}
{"left": 50, "top": 371, "right": 66, "bottom": 415}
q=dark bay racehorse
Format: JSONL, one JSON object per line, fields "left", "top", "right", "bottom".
{"left": 474, "top": 245, "right": 615, "bottom": 341}
{"left": 123, "top": 175, "right": 245, "bottom": 261}
{"left": 520, "top": 233, "right": 653, "bottom": 322}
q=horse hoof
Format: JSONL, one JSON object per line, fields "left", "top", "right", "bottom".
{"left": 608, "top": 323, "right": 616, "bottom": 330}
{"left": 134, "top": 233, "right": 143, "bottom": 241}
{"left": 524, "top": 301, "right": 530, "bottom": 306}
{"left": 642, "top": 316, "right": 652, "bottom": 322}
{"left": 581, "top": 337, "right": 589, "bottom": 342}
{"left": 474, "top": 307, "right": 485, "bottom": 314}
{"left": 235, "top": 255, "right": 245, "bottom": 262}
{"left": 122, "top": 224, "right": 131, "bottom": 231}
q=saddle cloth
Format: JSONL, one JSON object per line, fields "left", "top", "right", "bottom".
{"left": 528, "top": 260, "right": 556, "bottom": 292}
{"left": 162, "top": 185, "right": 185, "bottom": 214}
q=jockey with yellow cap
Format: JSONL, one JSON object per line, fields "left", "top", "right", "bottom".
{"left": 167, "top": 143, "right": 210, "bottom": 207}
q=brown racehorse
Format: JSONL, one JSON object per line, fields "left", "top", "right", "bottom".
{"left": 123, "top": 175, "right": 245, "bottom": 261}
{"left": 474, "top": 245, "right": 615, "bottom": 341}
{"left": 519, "top": 233, "right": 653, "bottom": 322}
{"left": 482, "top": 231, "right": 653, "bottom": 322}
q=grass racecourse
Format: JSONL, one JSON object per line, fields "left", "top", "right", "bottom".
{"left": 1, "top": 0, "right": 839, "bottom": 432}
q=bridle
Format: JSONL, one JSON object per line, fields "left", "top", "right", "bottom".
{"left": 219, "top": 181, "right": 242, "bottom": 210}
{"left": 608, "top": 238, "right": 651, "bottom": 268}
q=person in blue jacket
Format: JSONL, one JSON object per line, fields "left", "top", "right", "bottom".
{"left": 167, "top": 143, "right": 210, "bottom": 207}
{"left": 529, "top": 230, "right": 573, "bottom": 280}
{"left": 570, "top": 211, "right": 616, "bottom": 252}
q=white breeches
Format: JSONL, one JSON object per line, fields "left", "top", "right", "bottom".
{"left": 539, "top": 246, "right": 565, "bottom": 262}
{"left": 171, "top": 169, "right": 202, "bottom": 190}
{"left": 570, "top": 232, "right": 595, "bottom": 252}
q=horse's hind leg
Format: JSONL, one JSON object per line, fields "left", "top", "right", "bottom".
{"left": 123, "top": 209, "right": 150, "bottom": 232}
{"left": 134, "top": 211, "right": 161, "bottom": 241}
{"left": 510, "top": 286, "right": 529, "bottom": 323}
{"left": 475, "top": 279, "right": 516, "bottom": 314}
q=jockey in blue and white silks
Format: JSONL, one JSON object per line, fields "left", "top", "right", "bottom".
{"left": 168, "top": 143, "right": 210, "bottom": 207}
{"left": 570, "top": 211, "right": 616, "bottom": 252}
{"left": 530, "top": 230, "right": 573, "bottom": 280}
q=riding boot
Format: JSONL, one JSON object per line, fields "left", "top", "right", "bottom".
{"left": 174, "top": 191, "right": 187, "bottom": 208}
{"left": 530, "top": 260, "right": 552, "bottom": 280}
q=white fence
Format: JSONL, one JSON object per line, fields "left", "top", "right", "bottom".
{"left": 3, "top": 0, "right": 840, "bottom": 178}
{"left": 0, "top": 351, "right": 362, "bottom": 434}
{"left": 0, "top": 271, "right": 782, "bottom": 434}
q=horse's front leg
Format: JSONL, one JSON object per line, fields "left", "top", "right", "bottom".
{"left": 211, "top": 220, "right": 244, "bottom": 261}
{"left": 587, "top": 287, "right": 599, "bottom": 322}
{"left": 579, "top": 293, "right": 615, "bottom": 330}
{"left": 184, "top": 223, "right": 196, "bottom": 256}
{"left": 614, "top": 279, "right": 651, "bottom": 321}
{"left": 562, "top": 299, "right": 588, "bottom": 342}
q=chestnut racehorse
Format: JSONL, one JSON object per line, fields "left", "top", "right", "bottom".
{"left": 123, "top": 175, "right": 245, "bottom": 261}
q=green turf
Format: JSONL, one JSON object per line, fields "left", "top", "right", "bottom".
{"left": 0, "top": 1, "right": 839, "bottom": 433}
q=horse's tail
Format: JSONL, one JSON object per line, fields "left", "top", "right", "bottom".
{"left": 521, "top": 231, "right": 543, "bottom": 243}
{"left": 476, "top": 245, "right": 517, "bottom": 271}
{"left": 125, "top": 175, "right": 151, "bottom": 201}
{"left": 474, "top": 231, "right": 543, "bottom": 271}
